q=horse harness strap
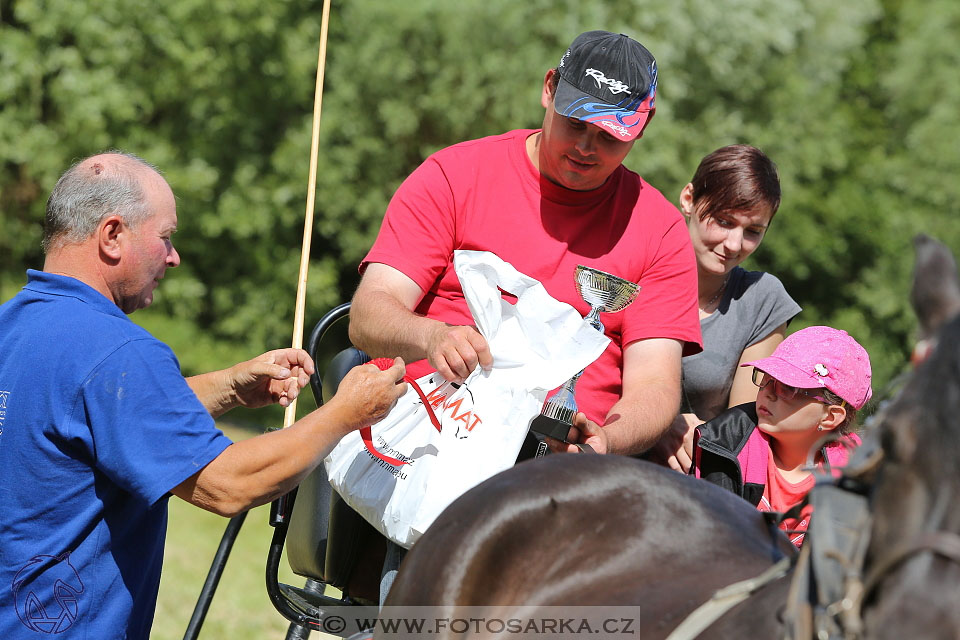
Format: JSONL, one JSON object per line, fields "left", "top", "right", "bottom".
{"left": 783, "top": 435, "right": 960, "bottom": 640}
{"left": 664, "top": 556, "right": 792, "bottom": 640}
{"left": 783, "top": 479, "right": 873, "bottom": 640}
{"left": 829, "top": 522, "right": 960, "bottom": 640}
{"left": 780, "top": 435, "right": 883, "bottom": 640}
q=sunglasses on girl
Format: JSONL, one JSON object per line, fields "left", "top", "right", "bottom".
{"left": 751, "top": 369, "right": 842, "bottom": 406}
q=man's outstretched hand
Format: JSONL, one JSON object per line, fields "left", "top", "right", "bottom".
{"left": 324, "top": 357, "right": 408, "bottom": 433}
{"left": 228, "top": 348, "right": 316, "bottom": 409}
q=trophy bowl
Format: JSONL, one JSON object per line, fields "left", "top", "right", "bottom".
{"left": 575, "top": 265, "right": 641, "bottom": 314}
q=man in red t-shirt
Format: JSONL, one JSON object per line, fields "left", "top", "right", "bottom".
{"left": 350, "top": 30, "right": 701, "bottom": 457}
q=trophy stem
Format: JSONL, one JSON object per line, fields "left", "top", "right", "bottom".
{"left": 529, "top": 265, "right": 640, "bottom": 446}
{"left": 584, "top": 306, "right": 604, "bottom": 333}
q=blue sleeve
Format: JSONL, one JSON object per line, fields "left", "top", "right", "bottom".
{"left": 78, "top": 338, "right": 233, "bottom": 505}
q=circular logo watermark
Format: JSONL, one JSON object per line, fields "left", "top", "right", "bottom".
{"left": 12, "top": 553, "right": 85, "bottom": 634}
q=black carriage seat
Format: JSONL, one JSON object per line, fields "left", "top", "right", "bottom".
{"left": 266, "top": 302, "right": 391, "bottom": 632}
{"left": 285, "top": 344, "right": 387, "bottom": 604}
{"left": 267, "top": 302, "right": 554, "bottom": 632}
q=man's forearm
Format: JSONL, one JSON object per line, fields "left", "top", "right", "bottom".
{"left": 185, "top": 369, "right": 235, "bottom": 418}
{"left": 173, "top": 399, "right": 356, "bottom": 516}
{"left": 601, "top": 389, "right": 681, "bottom": 456}
{"left": 349, "top": 288, "right": 440, "bottom": 362}
{"left": 175, "top": 357, "right": 405, "bottom": 517}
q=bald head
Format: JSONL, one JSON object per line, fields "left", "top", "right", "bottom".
{"left": 43, "top": 152, "right": 166, "bottom": 253}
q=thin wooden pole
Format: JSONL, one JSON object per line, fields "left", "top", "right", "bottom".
{"left": 284, "top": 0, "right": 333, "bottom": 428}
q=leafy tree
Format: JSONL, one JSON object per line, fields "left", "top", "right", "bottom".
{"left": 2, "top": 0, "right": 957, "bottom": 412}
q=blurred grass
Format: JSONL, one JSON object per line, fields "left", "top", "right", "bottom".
{"left": 152, "top": 423, "right": 302, "bottom": 640}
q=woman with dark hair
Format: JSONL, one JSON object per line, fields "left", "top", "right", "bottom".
{"left": 649, "top": 145, "right": 801, "bottom": 473}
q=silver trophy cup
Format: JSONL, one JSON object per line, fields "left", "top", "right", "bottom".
{"left": 530, "top": 266, "right": 640, "bottom": 443}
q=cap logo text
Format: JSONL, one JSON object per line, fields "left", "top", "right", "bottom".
{"left": 584, "top": 69, "right": 630, "bottom": 95}
{"left": 598, "top": 121, "right": 629, "bottom": 137}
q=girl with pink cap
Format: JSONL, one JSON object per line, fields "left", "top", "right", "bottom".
{"left": 692, "top": 325, "right": 872, "bottom": 547}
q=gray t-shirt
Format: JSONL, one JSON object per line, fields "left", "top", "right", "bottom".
{"left": 680, "top": 267, "right": 801, "bottom": 421}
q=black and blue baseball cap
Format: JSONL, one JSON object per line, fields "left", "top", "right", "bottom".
{"left": 554, "top": 31, "right": 658, "bottom": 141}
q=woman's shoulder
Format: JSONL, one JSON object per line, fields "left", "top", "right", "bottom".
{"left": 730, "top": 267, "right": 788, "bottom": 293}
{"left": 729, "top": 267, "right": 796, "bottom": 306}
{"left": 725, "top": 267, "right": 800, "bottom": 327}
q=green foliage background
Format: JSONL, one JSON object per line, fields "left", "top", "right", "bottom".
{"left": 2, "top": 0, "right": 958, "bottom": 412}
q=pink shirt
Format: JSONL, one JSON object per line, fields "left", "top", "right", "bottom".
{"left": 756, "top": 437, "right": 860, "bottom": 548}
{"left": 757, "top": 450, "right": 816, "bottom": 548}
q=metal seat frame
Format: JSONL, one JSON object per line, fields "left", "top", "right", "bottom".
{"left": 184, "top": 303, "right": 386, "bottom": 639}
{"left": 266, "top": 302, "right": 388, "bottom": 637}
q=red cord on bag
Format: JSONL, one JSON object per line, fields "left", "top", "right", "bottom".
{"left": 368, "top": 357, "right": 396, "bottom": 371}
{"left": 360, "top": 357, "right": 443, "bottom": 466}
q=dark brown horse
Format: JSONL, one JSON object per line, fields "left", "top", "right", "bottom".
{"left": 857, "top": 235, "right": 960, "bottom": 639}
{"left": 385, "top": 455, "right": 796, "bottom": 637}
{"left": 382, "top": 235, "right": 960, "bottom": 639}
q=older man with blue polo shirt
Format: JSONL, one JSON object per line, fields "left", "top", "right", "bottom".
{"left": 0, "top": 152, "right": 407, "bottom": 639}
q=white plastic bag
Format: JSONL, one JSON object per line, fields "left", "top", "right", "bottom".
{"left": 324, "top": 250, "right": 609, "bottom": 547}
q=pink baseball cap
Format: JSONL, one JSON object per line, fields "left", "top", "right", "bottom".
{"left": 742, "top": 326, "right": 873, "bottom": 409}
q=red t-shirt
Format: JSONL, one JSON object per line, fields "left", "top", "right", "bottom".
{"left": 361, "top": 129, "right": 701, "bottom": 424}
{"left": 757, "top": 449, "right": 816, "bottom": 548}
